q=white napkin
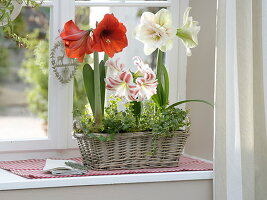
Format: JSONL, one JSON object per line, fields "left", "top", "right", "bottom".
{"left": 43, "top": 159, "right": 76, "bottom": 172}
{"left": 43, "top": 159, "right": 87, "bottom": 175}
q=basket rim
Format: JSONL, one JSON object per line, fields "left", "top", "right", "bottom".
{"left": 73, "top": 130, "right": 190, "bottom": 139}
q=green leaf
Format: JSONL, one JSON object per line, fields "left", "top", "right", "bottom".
{"left": 0, "top": 12, "right": 8, "bottom": 22}
{"left": 151, "top": 94, "right": 161, "bottom": 107}
{"left": 99, "top": 60, "right": 106, "bottom": 115}
{"left": 154, "top": 49, "right": 169, "bottom": 109}
{"left": 83, "top": 64, "right": 95, "bottom": 115}
{"left": 162, "top": 64, "right": 169, "bottom": 107}
{"left": 155, "top": 82, "right": 164, "bottom": 107}
{"left": 65, "top": 162, "right": 87, "bottom": 170}
{"left": 167, "top": 99, "right": 214, "bottom": 110}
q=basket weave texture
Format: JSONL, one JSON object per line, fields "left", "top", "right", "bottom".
{"left": 74, "top": 131, "right": 190, "bottom": 170}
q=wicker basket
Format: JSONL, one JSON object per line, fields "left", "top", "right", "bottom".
{"left": 74, "top": 131, "right": 190, "bottom": 170}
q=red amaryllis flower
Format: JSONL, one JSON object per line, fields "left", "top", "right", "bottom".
{"left": 60, "top": 20, "right": 93, "bottom": 63}
{"left": 92, "top": 14, "right": 128, "bottom": 57}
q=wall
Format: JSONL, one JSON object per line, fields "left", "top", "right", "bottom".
{"left": 185, "top": 0, "right": 217, "bottom": 161}
{"left": 0, "top": 180, "right": 213, "bottom": 200}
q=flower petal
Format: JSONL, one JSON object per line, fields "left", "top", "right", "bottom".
{"left": 183, "top": 7, "right": 191, "bottom": 25}
{"left": 159, "top": 38, "right": 173, "bottom": 52}
{"left": 140, "top": 12, "right": 155, "bottom": 24}
{"left": 144, "top": 44, "right": 157, "bottom": 55}
{"left": 92, "top": 14, "right": 128, "bottom": 57}
{"left": 176, "top": 7, "right": 200, "bottom": 56}
{"left": 60, "top": 20, "right": 93, "bottom": 62}
{"left": 105, "top": 58, "right": 125, "bottom": 74}
{"left": 135, "top": 9, "right": 174, "bottom": 54}
{"left": 155, "top": 9, "right": 172, "bottom": 27}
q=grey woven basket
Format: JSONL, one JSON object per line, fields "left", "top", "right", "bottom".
{"left": 74, "top": 131, "right": 190, "bottom": 170}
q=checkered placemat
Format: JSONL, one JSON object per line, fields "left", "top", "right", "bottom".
{"left": 0, "top": 156, "right": 212, "bottom": 179}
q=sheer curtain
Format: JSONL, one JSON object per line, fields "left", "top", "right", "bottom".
{"left": 214, "top": 0, "right": 267, "bottom": 199}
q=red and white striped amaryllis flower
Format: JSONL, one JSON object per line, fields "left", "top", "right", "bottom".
{"left": 133, "top": 56, "right": 153, "bottom": 77}
{"left": 106, "top": 71, "right": 139, "bottom": 101}
{"left": 105, "top": 57, "right": 158, "bottom": 101}
{"left": 105, "top": 58, "right": 126, "bottom": 75}
{"left": 136, "top": 72, "right": 158, "bottom": 100}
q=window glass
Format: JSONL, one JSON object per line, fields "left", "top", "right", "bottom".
{"left": 0, "top": 7, "right": 50, "bottom": 140}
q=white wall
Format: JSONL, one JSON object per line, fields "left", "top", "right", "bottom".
{"left": 0, "top": 180, "right": 213, "bottom": 200}
{"left": 184, "top": 0, "right": 217, "bottom": 161}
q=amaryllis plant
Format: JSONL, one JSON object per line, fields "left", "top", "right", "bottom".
{"left": 135, "top": 8, "right": 211, "bottom": 111}
{"left": 60, "top": 14, "right": 128, "bottom": 129}
{"left": 61, "top": 8, "right": 212, "bottom": 132}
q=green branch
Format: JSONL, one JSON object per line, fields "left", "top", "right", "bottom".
{"left": 0, "top": 0, "right": 42, "bottom": 47}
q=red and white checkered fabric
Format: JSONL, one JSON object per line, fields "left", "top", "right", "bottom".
{"left": 0, "top": 156, "right": 212, "bottom": 179}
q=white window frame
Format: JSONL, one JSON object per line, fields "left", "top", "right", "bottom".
{"left": 0, "top": 0, "right": 188, "bottom": 153}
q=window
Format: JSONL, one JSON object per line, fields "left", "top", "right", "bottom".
{"left": 0, "top": 7, "right": 49, "bottom": 141}
{"left": 0, "top": 0, "right": 188, "bottom": 152}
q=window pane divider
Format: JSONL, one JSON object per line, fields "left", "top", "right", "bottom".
{"left": 74, "top": 1, "right": 171, "bottom": 7}
{"left": 21, "top": 1, "right": 53, "bottom": 7}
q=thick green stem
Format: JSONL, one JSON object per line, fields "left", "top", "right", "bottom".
{"left": 132, "top": 101, "right": 142, "bottom": 124}
{"left": 156, "top": 49, "right": 163, "bottom": 84}
{"left": 94, "top": 52, "right": 103, "bottom": 129}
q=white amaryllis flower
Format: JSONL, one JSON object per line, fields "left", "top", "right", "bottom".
{"left": 105, "top": 71, "right": 139, "bottom": 101}
{"left": 133, "top": 56, "right": 153, "bottom": 77}
{"left": 135, "top": 8, "right": 174, "bottom": 55}
{"left": 136, "top": 72, "right": 158, "bottom": 100}
{"left": 176, "top": 7, "right": 200, "bottom": 56}
{"left": 105, "top": 58, "right": 126, "bottom": 75}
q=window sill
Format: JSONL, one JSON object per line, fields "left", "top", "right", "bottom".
{"left": 0, "top": 168, "right": 213, "bottom": 191}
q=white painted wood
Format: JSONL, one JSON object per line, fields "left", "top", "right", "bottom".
{"left": 0, "top": 169, "right": 213, "bottom": 191}
{"left": 74, "top": 1, "right": 171, "bottom": 7}
{"left": 0, "top": 180, "right": 213, "bottom": 200}
{"left": 49, "top": 0, "right": 75, "bottom": 150}
{"left": 167, "top": 0, "right": 189, "bottom": 104}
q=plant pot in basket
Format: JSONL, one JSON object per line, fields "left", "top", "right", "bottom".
{"left": 74, "top": 131, "right": 190, "bottom": 170}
